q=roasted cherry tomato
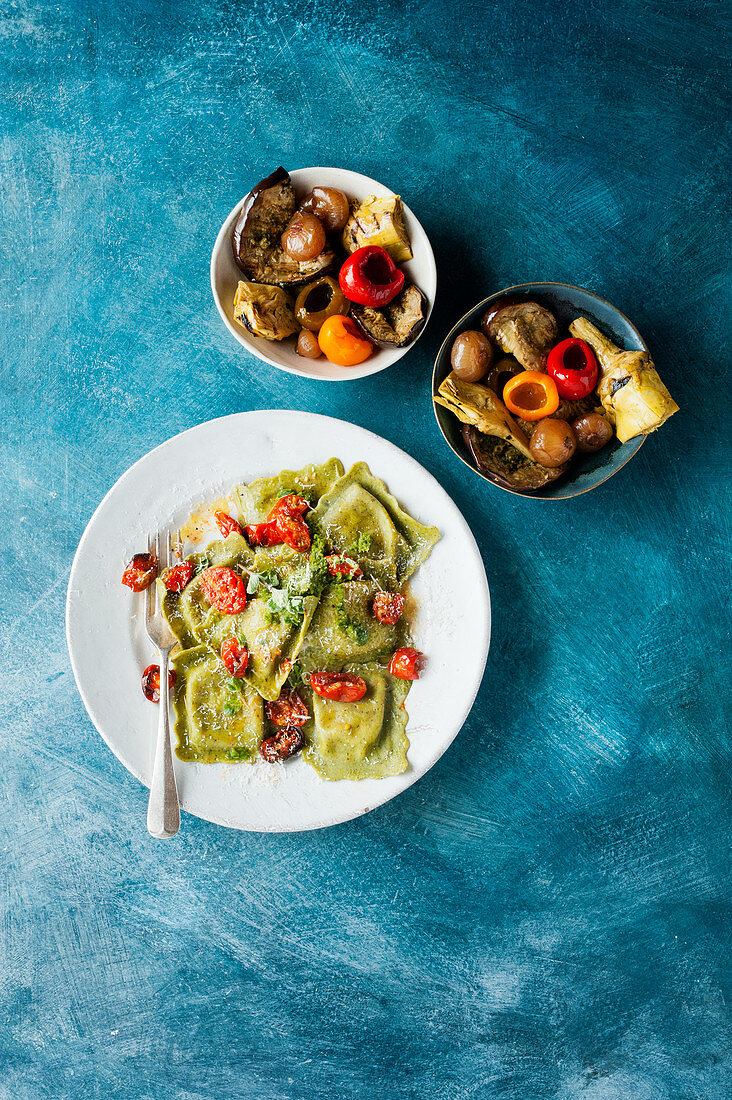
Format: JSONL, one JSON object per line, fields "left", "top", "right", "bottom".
{"left": 265, "top": 494, "right": 311, "bottom": 553}
{"left": 214, "top": 510, "right": 244, "bottom": 538}
{"left": 318, "top": 315, "right": 373, "bottom": 366}
{"left": 309, "top": 670, "right": 368, "bottom": 702}
{"left": 122, "top": 552, "right": 158, "bottom": 592}
{"left": 339, "top": 245, "right": 405, "bottom": 307}
{"left": 161, "top": 560, "right": 195, "bottom": 592}
{"left": 389, "top": 647, "right": 424, "bottom": 680}
{"left": 260, "top": 726, "right": 305, "bottom": 762}
{"left": 200, "top": 567, "right": 247, "bottom": 615}
{"left": 547, "top": 338, "right": 598, "bottom": 401}
{"left": 221, "top": 636, "right": 249, "bottom": 677}
{"left": 141, "top": 664, "right": 176, "bottom": 703}
{"left": 372, "top": 592, "right": 405, "bottom": 625}
{"left": 502, "top": 371, "right": 560, "bottom": 421}
{"left": 274, "top": 514, "right": 310, "bottom": 553}
{"left": 244, "top": 521, "right": 282, "bottom": 547}
{"left": 267, "top": 494, "right": 309, "bottom": 522}
{"left": 326, "top": 553, "right": 363, "bottom": 579}
{"left": 265, "top": 687, "right": 309, "bottom": 727}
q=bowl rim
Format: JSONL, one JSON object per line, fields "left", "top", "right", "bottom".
{"left": 210, "top": 165, "right": 437, "bottom": 383}
{"left": 431, "top": 281, "right": 647, "bottom": 501}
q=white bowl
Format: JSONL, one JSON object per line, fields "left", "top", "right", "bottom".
{"left": 210, "top": 167, "right": 437, "bottom": 382}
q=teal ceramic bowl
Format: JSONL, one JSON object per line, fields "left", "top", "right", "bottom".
{"left": 431, "top": 282, "right": 646, "bottom": 500}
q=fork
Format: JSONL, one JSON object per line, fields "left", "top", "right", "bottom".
{"left": 144, "top": 530, "right": 181, "bottom": 839}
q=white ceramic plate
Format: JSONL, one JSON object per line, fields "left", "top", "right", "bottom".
{"left": 66, "top": 411, "right": 490, "bottom": 832}
{"left": 210, "top": 167, "right": 437, "bottom": 381}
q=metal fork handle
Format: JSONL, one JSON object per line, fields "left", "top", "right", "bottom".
{"left": 147, "top": 646, "right": 180, "bottom": 839}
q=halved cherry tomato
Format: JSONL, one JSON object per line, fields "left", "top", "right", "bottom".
{"left": 547, "top": 338, "right": 598, "bottom": 400}
{"left": 162, "top": 560, "right": 195, "bottom": 593}
{"left": 265, "top": 687, "right": 309, "bottom": 727}
{"left": 326, "top": 554, "right": 363, "bottom": 578}
{"left": 389, "top": 647, "right": 424, "bottom": 680}
{"left": 200, "top": 567, "right": 247, "bottom": 614}
{"left": 266, "top": 495, "right": 311, "bottom": 553}
{"left": 267, "top": 494, "right": 309, "bottom": 522}
{"left": 214, "top": 511, "right": 244, "bottom": 538}
{"left": 502, "top": 371, "right": 559, "bottom": 421}
{"left": 244, "top": 522, "right": 282, "bottom": 547}
{"left": 221, "top": 636, "right": 249, "bottom": 677}
{"left": 141, "top": 664, "right": 176, "bottom": 703}
{"left": 372, "top": 592, "right": 405, "bottom": 625}
{"left": 318, "top": 315, "right": 373, "bottom": 366}
{"left": 260, "top": 726, "right": 304, "bottom": 762}
{"left": 122, "top": 553, "right": 158, "bottom": 592}
{"left": 309, "top": 670, "right": 368, "bottom": 702}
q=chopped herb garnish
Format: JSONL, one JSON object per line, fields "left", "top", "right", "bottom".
{"left": 287, "top": 663, "right": 304, "bottom": 688}
{"left": 226, "top": 746, "right": 251, "bottom": 760}
{"left": 279, "top": 486, "right": 316, "bottom": 505}
{"left": 350, "top": 532, "right": 371, "bottom": 556}
{"left": 333, "top": 583, "right": 370, "bottom": 646}
{"left": 222, "top": 701, "right": 241, "bottom": 716}
{"left": 194, "top": 554, "right": 211, "bottom": 576}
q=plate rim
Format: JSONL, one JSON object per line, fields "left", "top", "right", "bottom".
{"left": 66, "top": 409, "right": 491, "bottom": 832}
{"left": 209, "top": 165, "right": 437, "bottom": 382}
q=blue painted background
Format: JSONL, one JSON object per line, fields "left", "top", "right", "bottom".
{"left": 2, "top": 1, "right": 730, "bottom": 1097}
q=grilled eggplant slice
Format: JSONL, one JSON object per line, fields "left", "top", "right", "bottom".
{"left": 233, "top": 281, "right": 297, "bottom": 341}
{"left": 232, "top": 167, "right": 336, "bottom": 287}
{"left": 435, "top": 372, "right": 568, "bottom": 490}
{"left": 351, "top": 285, "right": 426, "bottom": 348}
{"left": 462, "top": 426, "right": 566, "bottom": 490}
{"left": 341, "top": 195, "right": 413, "bottom": 262}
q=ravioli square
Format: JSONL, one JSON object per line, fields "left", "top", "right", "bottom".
{"left": 172, "top": 646, "right": 263, "bottom": 762}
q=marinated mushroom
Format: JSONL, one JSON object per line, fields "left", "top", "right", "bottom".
{"left": 529, "top": 418, "right": 578, "bottom": 468}
{"left": 572, "top": 411, "right": 613, "bottom": 452}
{"left": 350, "top": 284, "right": 427, "bottom": 348}
{"left": 232, "top": 167, "right": 335, "bottom": 286}
{"left": 482, "top": 300, "right": 559, "bottom": 372}
{"left": 233, "top": 281, "right": 297, "bottom": 341}
{"left": 294, "top": 276, "right": 350, "bottom": 331}
{"left": 300, "top": 186, "right": 350, "bottom": 232}
{"left": 450, "top": 331, "right": 493, "bottom": 382}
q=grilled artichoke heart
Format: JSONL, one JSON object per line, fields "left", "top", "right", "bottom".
{"left": 569, "top": 317, "right": 679, "bottom": 442}
{"left": 342, "top": 195, "right": 413, "bottom": 262}
{"left": 351, "top": 285, "right": 426, "bottom": 348}
{"left": 232, "top": 167, "right": 336, "bottom": 287}
{"left": 233, "top": 281, "right": 297, "bottom": 341}
{"left": 434, "top": 372, "right": 568, "bottom": 489}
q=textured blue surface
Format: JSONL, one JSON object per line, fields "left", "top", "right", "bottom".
{"left": 2, "top": 1, "right": 730, "bottom": 1097}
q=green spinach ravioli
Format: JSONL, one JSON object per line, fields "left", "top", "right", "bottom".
{"left": 163, "top": 459, "right": 439, "bottom": 781}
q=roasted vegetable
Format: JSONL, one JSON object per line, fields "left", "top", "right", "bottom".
{"left": 482, "top": 300, "right": 559, "bottom": 372}
{"left": 342, "top": 195, "right": 413, "bottom": 262}
{"left": 503, "top": 370, "right": 560, "bottom": 421}
{"left": 434, "top": 373, "right": 533, "bottom": 460}
{"left": 294, "top": 276, "right": 349, "bottom": 331}
{"left": 232, "top": 167, "right": 335, "bottom": 286}
{"left": 233, "top": 281, "right": 297, "bottom": 341}
{"left": 350, "top": 284, "right": 427, "bottom": 348}
{"left": 462, "top": 426, "right": 567, "bottom": 490}
{"left": 434, "top": 373, "right": 569, "bottom": 489}
{"left": 569, "top": 317, "right": 679, "bottom": 442}
{"left": 451, "top": 331, "right": 493, "bottom": 381}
